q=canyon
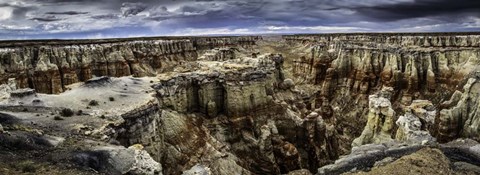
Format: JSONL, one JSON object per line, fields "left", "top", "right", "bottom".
{"left": 0, "top": 33, "right": 480, "bottom": 175}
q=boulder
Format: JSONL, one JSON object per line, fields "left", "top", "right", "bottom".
{"left": 282, "top": 79, "right": 295, "bottom": 89}
{"left": 395, "top": 112, "right": 435, "bottom": 145}
{"left": 287, "top": 169, "right": 312, "bottom": 175}
{"left": 0, "top": 78, "right": 16, "bottom": 101}
{"left": 182, "top": 164, "right": 211, "bottom": 175}
{"left": 75, "top": 145, "right": 162, "bottom": 175}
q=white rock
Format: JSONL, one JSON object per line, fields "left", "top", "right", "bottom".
{"left": 95, "top": 145, "right": 163, "bottom": 175}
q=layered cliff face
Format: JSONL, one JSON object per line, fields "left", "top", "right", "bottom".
{"left": 154, "top": 54, "right": 280, "bottom": 117}
{"left": 437, "top": 76, "right": 480, "bottom": 142}
{"left": 285, "top": 33, "right": 480, "bottom": 154}
{"left": 290, "top": 37, "right": 480, "bottom": 97}
{"left": 150, "top": 53, "right": 340, "bottom": 174}
{"left": 0, "top": 37, "right": 259, "bottom": 94}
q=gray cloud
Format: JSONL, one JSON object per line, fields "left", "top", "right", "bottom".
{"left": 0, "top": 2, "right": 37, "bottom": 21}
{"left": 121, "top": 2, "right": 147, "bottom": 17}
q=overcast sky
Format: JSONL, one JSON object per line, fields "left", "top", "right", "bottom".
{"left": 0, "top": 0, "right": 479, "bottom": 39}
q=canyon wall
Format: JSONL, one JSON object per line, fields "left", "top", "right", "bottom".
{"left": 286, "top": 33, "right": 480, "bottom": 152}
{"left": 0, "top": 36, "right": 259, "bottom": 94}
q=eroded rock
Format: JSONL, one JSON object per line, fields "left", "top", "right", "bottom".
{"left": 395, "top": 100, "right": 436, "bottom": 144}
{"left": 437, "top": 77, "right": 480, "bottom": 142}
{"left": 352, "top": 87, "right": 395, "bottom": 147}
{"left": 0, "top": 78, "right": 16, "bottom": 101}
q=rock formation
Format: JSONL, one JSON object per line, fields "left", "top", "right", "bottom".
{"left": 437, "top": 76, "right": 480, "bottom": 142}
{"left": 0, "top": 78, "right": 16, "bottom": 101}
{"left": 352, "top": 87, "right": 395, "bottom": 147}
{"left": 395, "top": 100, "right": 436, "bottom": 144}
{"left": 154, "top": 53, "right": 280, "bottom": 117}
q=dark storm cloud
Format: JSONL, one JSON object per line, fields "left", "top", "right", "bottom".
{"left": 45, "top": 11, "right": 89, "bottom": 15}
{"left": 121, "top": 2, "right": 147, "bottom": 17}
{"left": 31, "top": 16, "right": 62, "bottom": 22}
{"left": 91, "top": 14, "right": 119, "bottom": 20}
{"left": 355, "top": 0, "right": 480, "bottom": 21}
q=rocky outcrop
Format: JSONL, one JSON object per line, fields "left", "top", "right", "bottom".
{"left": 317, "top": 143, "right": 425, "bottom": 175}
{"left": 352, "top": 87, "right": 395, "bottom": 147}
{"left": 193, "top": 36, "right": 259, "bottom": 50}
{"left": 182, "top": 164, "right": 212, "bottom": 175}
{"left": 302, "top": 111, "right": 339, "bottom": 170}
{"left": 154, "top": 54, "right": 281, "bottom": 117}
{"left": 0, "top": 78, "right": 16, "bottom": 101}
{"left": 437, "top": 76, "right": 480, "bottom": 142}
{"left": 151, "top": 52, "right": 344, "bottom": 174}
{"left": 198, "top": 48, "right": 236, "bottom": 61}
{"left": 317, "top": 138, "right": 480, "bottom": 175}
{"left": 113, "top": 101, "right": 164, "bottom": 161}
{"left": 149, "top": 53, "right": 285, "bottom": 174}
{"left": 159, "top": 110, "right": 251, "bottom": 175}
{"left": 347, "top": 148, "right": 452, "bottom": 175}
{"left": 395, "top": 100, "right": 436, "bottom": 144}
{"left": 352, "top": 89, "right": 437, "bottom": 147}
